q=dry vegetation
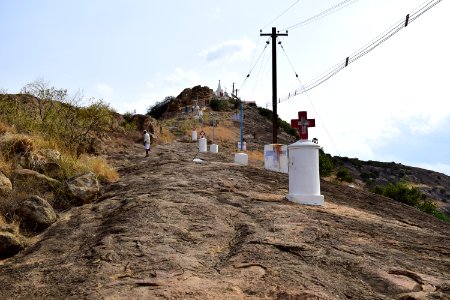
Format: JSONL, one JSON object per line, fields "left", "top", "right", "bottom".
{"left": 202, "top": 124, "right": 238, "bottom": 144}
{"left": 247, "top": 150, "right": 264, "bottom": 163}
{"left": 155, "top": 127, "right": 175, "bottom": 145}
{"left": 0, "top": 80, "right": 125, "bottom": 229}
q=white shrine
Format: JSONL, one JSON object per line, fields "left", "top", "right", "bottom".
{"left": 216, "top": 80, "right": 224, "bottom": 98}
{"left": 286, "top": 111, "right": 324, "bottom": 206}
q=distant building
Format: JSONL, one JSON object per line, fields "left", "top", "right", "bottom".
{"left": 216, "top": 80, "right": 224, "bottom": 98}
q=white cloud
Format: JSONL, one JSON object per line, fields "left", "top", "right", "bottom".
{"left": 95, "top": 83, "right": 113, "bottom": 100}
{"left": 199, "top": 36, "right": 256, "bottom": 65}
{"left": 213, "top": 5, "right": 222, "bottom": 19}
{"left": 163, "top": 68, "right": 201, "bottom": 86}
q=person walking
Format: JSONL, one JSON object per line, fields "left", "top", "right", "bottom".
{"left": 143, "top": 130, "right": 151, "bottom": 157}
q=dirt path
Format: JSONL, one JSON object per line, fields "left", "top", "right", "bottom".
{"left": 0, "top": 140, "right": 449, "bottom": 299}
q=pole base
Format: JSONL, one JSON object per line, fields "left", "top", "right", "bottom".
{"left": 286, "top": 194, "right": 324, "bottom": 206}
{"left": 234, "top": 153, "right": 248, "bottom": 165}
{"left": 210, "top": 144, "right": 218, "bottom": 153}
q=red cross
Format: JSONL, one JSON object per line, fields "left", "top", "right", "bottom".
{"left": 291, "top": 111, "right": 315, "bottom": 140}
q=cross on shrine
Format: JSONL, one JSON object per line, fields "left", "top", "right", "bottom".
{"left": 291, "top": 111, "right": 315, "bottom": 140}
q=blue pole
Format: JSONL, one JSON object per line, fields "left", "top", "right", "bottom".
{"left": 240, "top": 102, "right": 243, "bottom": 151}
{"left": 211, "top": 113, "right": 215, "bottom": 143}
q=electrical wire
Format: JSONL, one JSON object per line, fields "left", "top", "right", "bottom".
{"left": 261, "top": 0, "right": 301, "bottom": 30}
{"left": 239, "top": 39, "right": 270, "bottom": 91}
{"left": 278, "top": 0, "right": 443, "bottom": 102}
{"left": 283, "top": 0, "right": 360, "bottom": 31}
{"left": 279, "top": 41, "right": 341, "bottom": 155}
{"left": 249, "top": 46, "right": 272, "bottom": 100}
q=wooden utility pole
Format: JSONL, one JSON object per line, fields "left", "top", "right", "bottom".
{"left": 260, "top": 27, "right": 288, "bottom": 144}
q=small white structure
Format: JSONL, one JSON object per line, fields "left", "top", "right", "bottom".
{"left": 234, "top": 153, "right": 248, "bottom": 165}
{"left": 199, "top": 138, "right": 207, "bottom": 153}
{"left": 237, "top": 141, "right": 247, "bottom": 151}
{"left": 264, "top": 144, "right": 288, "bottom": 173}
{"left": 210, "top": 144, "right": 218, "bottom": 153}
{"left": 216, "top": 80, "right": 224, "bottom": 97}
{"left": 192, "top": 130, "right": 197, "bottom": 141}
{"left": 286, "top": 140, "right": 324, "bottom": 206}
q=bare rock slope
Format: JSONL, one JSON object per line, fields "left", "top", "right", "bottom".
{"left": 0, "top": 140, "right": 449, "bottom": 299}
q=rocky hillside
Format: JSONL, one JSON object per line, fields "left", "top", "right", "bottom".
{"left": 153, "top": 93, "right": 450, "bottom": 218}
{"left": 0, "top": 88, "right": 449, "bottom": 299}
{"left": 0, "top": 136, "right": 448, "bottom": 299}
{"left": 335, "top": 157, "right": 450, "bottom": 217}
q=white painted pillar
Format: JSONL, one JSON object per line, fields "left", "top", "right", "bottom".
{"left": 234, "top": 153, "right": 248, "bottom": 165}
{"left": 210, "top": 144, "right": 218, "bottom": 153}
{"left": 237, "top": 141, "right": 247, "bottom": 151}
{"left": 192, "top": 130, "right": 197, "bottom": 141}
{"left": 286, "top": 140, "right": 324, "bottom": 206}
{"left": 199, "top": 137, "right": 207, "bottom": 153}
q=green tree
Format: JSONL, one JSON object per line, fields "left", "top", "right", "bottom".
{"left": 319, "top": 148, "right": 334, "bottom": 177}
{"left": 336, "top": 167, "right": 354, "bottom": 183}
{"left": 147, "top": 96, "right": 173, "bottom": 119}
{"left": 209, "top": 98, "right": 227, "bottom": 111}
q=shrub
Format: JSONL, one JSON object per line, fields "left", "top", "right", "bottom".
{"left": 382, "top": 183, "right": 422, "bottom": 207}
{"left": 361, "top": 170, "right": 380, "bottom": 183}
{"left": 0, "top": 134, "right": 34, "bottom": 159}
{"left": 319, "top": 148, "right": 334, "bottom": 177}
{"left": 2, "top": 80, "right": 115, "bottom": 158}
{"left": 417, "top": 199, "right": 438, "bottom": 214}
{"left": 257, "top": 106, "right": 298, "bottom": 139}
{"left": 277, "top": 119, "right": 299, "bottom": 139}
{"left": 209, "top": 98, "right": 227, "bottom": 111}
{"left": 371, "top": 183, "right": 448, "bottom": 222}
{"left": 336, "top": 168, "right": 354, "bottom": 183}
{"left": 147, "top": 96, "right": 173, "bottom": 119}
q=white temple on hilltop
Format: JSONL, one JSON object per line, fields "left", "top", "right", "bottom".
{"left": 216, "top": 80, "right": 224, "bottom": 98}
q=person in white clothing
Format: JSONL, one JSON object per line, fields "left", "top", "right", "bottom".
{"left": 143, "top": 130, "right": 151, "bottom": 157}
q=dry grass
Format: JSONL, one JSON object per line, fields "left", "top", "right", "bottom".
{"left": 0, "top": 133, "right": 34, "bottom": 159}
{"left": 0, "top": 130, "right": 119, "bottom": 183}
{"left": 30, "top": 134, "right": 60, "bottom": 151}
{"left": 201, "top": 125, "right": 238, "bottom": 143}
{"left": 0, "top": 153, "right": 13, "bottom": 176}
{"left": 247, "top": 150, "right": 264, "bottom": 162}
{"left": 60, "top": 154, "right": 119, "bottom": 182}
{"left": 156, "top": 128, "right": 175, "bottom": 145}
{"left": 0, "top": 122, "right": 16, "bottom": 135}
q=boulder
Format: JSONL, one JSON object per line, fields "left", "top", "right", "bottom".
{"left": 0, "top": 224, "right": 26, "bottom": 258}
{"left": 22, "top": 150, "right": 64, "bottom": 180}
{"left": 63, "top": 172, "right": 99, "bottom": 205}
{"left": 37, "top": 148, "right": 61, "bottom": 162}
{"left": 0, "top": 171, "right": 12, "bottom": 195}
{"left": 12, "top": 169, "right": 61, "bottom": 195}
{"left": 18, "top": 195, "right": 57, "bottom": 231}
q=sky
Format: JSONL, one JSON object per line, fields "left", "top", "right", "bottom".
{"left": 1, "top": 0, "right": 449, "bottom": 175}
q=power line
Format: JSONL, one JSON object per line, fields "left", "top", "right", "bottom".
{"left": 239, "top": 39, "right": 270, "bottom": 91}
{"left": 261, "top": 0, "right": 301, "bottom": 30}
{"left": 248, "top": 46, "right": 272, "bottom": 101}
{"left": 278, "top": 0, "right": 443, "bottom": 103}
{"left": 283, "top": 0, "right": 361, "bottom": 31}
{"left": 278, "top": 41, "right": 341, "bottom": 156}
